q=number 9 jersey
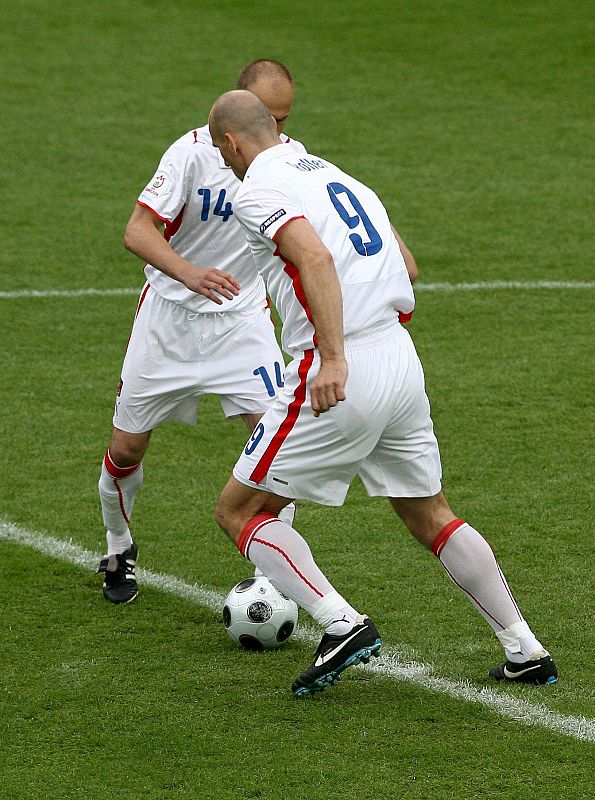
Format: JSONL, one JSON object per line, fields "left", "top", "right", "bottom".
{"left": 232, "top": 144, "right": 415, "bottom": 356}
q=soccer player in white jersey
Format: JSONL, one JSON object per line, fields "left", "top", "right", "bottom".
{"left": 96, "top": 61, "right": 308, "bottom": 604}
{"left": 209, "top": 91, "right": 557, "bottom": 696}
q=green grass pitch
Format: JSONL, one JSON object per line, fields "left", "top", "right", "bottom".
{"left": 1, "top": 2, "right": 593, "bottom": 798}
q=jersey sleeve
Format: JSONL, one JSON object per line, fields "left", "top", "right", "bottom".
{"left": 137, "top": 144, "right": 193, "bottom": 223}
{"left": 235, "top": 184, "right": 304, "bottom": 243}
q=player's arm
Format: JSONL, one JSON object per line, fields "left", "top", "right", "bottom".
{"left": 123, "top": 204, "right": 240, "bottom": 304}
{"left": 390, "top": 223, "right": 418, "bottom": 283}
{"left": 274, "top": 218, "right": 347, "bottom": 417}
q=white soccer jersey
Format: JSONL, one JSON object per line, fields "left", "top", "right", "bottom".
{"left": 233, "top": 144, "right": 415, "bottom": 355}
{"left": 137, "top": 127, "right": 306, "bottom": 313}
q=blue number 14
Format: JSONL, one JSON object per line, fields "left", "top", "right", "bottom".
{"left": 196, "top": 188, "right": 233, "bottom": 222}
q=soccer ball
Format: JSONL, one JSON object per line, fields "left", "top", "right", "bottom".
{"left": 223, "top": 576, "right": 299, "bottom": 651}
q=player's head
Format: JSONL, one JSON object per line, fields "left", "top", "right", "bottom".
{"left": 209, "top": 90, "right": 279, "bottom": 180}
{"left": 236, "top": 59, "right": 295, "bottom": 134}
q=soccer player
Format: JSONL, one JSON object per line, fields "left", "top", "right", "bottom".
{"left": 97, "top": 60, "right": 305, "bottom": 603}
{"left": 209, "top": 91, "right": 558, "bottom": 695}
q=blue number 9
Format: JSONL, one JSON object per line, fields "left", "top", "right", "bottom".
{"left": 244, "top": 423, "right": 265, "bottom": 455}
{"left": 327, "top": 182, "right": 383, "bottom": 256}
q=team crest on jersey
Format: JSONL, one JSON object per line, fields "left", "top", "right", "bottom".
{"left": 259, "top": 209, "right": 286, "bottom": 234}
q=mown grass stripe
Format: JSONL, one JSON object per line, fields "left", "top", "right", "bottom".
{"left": 0, "top": 280, "right": 593, "bottom": 299}
{"left": 2, "top": 518, "right": 593, "bottom": 744}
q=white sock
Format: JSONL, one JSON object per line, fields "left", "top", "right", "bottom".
{"left": 106, "top": 529, "right": 134, "bottom": 555}
{"left": 434, "top": 519, "right": 545, "bottom": 661}
{"left": 254, "top": 503, "right": 296, "bottom": 577}
{"left": 238, "top": 513, "right": 359, "bottom": 633}
{"left": 98, "top": 449, "right": 143, "bottom": 555}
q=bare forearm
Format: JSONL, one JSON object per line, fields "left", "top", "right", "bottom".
{"left": 122, "top": 204, "right": 239, "bottom": 304}
{"left": 391, "top": 224, "right": 419, "bottom": 283}
{"left": 274, "top": 217, "right": 347, "bottom": 415}
{"left": 124, "top": 218, "right": 196, "bottom": 286}
{"left": 298, "top": 252, "right": 345, "bottom": 361}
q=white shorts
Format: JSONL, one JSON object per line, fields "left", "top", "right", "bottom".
{"left": 113, "top": 284, "right": 286, "bottom": 434}
{"left": 233, "top": 322, "right": 442, "bottom": 505}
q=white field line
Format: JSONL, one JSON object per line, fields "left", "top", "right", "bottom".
{"left": 0, "top": 281, "right": 594, "bottom": 300}
{"left": 2, "top": 519, "right": 594, "bottom": 744}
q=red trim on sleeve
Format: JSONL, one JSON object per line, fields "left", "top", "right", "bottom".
{"left": 136, "top": 201, "right": 170, "bottom": 224}
{"left": 278, "top": 258, "right": 318, "bottom": 348}
{"left": 249, "top": 349, "right": 314, "bottom": 484}
{"left": 271, "top": 215, "right": 306, "bottom": 244}
{"left": 431, "top": 518, "right": 465, "bottom": 557}
{"left": 164, "top": 203, "right": 186, "bottom": 242}
{"left": 398, "top": 310, "right": 414, "bottom": 324}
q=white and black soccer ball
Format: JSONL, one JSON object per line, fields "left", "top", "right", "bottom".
{"left": 223, "top": 576, "right": 299, "bottom": 651}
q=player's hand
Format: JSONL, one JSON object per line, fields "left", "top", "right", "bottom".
{"left": 309, "top": 357, "right": 348, "bottom": 417}
{"left": 184, "top": 267, "right": 240, "bottom": 304}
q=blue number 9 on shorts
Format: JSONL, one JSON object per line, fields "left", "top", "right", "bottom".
{"left": 244, "top": 422, "right": 265, "bottom": 455}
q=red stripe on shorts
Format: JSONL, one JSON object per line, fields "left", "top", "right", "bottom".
{"left": 249, "top": 349, "right": 314, "bottom": 484}
{"left": 134, "top": 282, "right": 151, "bottom": 319}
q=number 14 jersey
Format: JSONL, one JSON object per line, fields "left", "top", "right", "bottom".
{"left": 137, "top": 126, "right": 306, "bottom": 313}
{"left": 233, "top": 143, "right": 415, "bottom": 357}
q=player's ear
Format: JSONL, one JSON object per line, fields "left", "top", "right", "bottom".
{"left": 225, "top": 132, "right": 239, "bottom": 154}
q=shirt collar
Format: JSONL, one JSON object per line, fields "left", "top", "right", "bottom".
{"left": 247, "top": 142, "right": 293, "bottom": 174}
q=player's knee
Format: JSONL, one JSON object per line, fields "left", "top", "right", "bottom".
{"left": 214, "top": 497, "right": 237, "bottom": 541}
{"left": 109, "top": 431, "right": 149, "bottom": 466}
{"left": 390, "top": 492, "right": 455, "bottom": 549}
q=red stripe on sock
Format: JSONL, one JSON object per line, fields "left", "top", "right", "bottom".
{"left": 251, "top": 536, "right": 324, "bottom": 598}
{"left": 237, "top": 513, "right": 277, "bottom": 558}
{"left": 441, "top": 562, "right": 506, "bottom": 630}
{"left": 104, "top": 450, "right": 141, "bottom": 479}
{"left": 431, "top": 518, "right": 465, "bottom": 557}
{"left": 497, "top": 565, "right": 523, "bottom": 621}
{"left": 113, "top": 479, "right": 130, "bottom": 526}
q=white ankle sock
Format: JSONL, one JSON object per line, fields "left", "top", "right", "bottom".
{"left": 496, "top": 621, "right": 546, "bottom": 663}
{"left": 106, "top": 529, "right": 133, "bottom": 556}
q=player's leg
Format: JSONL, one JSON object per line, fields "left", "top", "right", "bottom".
{"left": 216, "top": 346, "right": 387, "bottom": 694}
{"left": 97, "top": 287, "right": 206, "bottom": 603}
{"left": 389, "top": 492, "right": 557, "bottom": 684}
{"left": 99, "top": 428, "right": 150, "bottom": 553}
{"left": 215, "top": 476, "right": 381, "bottom": 696}
{"left": 359, "top": 323, "right": 556, "bottom": 683}
{"left": 97, "top": 428, "right": 149, "bottom": 604}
